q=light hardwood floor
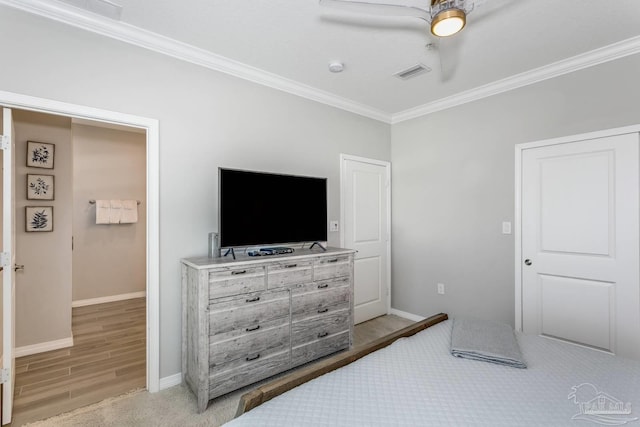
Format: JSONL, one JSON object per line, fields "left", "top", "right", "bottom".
{"left": 10, "top": 298, "right": 146, "bottom": 426}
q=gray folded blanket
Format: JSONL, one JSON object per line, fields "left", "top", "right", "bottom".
{"left": 450, "top": 317, "right": 527, "bottom": 369}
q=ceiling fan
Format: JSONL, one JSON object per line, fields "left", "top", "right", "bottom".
{"left": 319, "top": 0, "right": 486, "bottom": 37}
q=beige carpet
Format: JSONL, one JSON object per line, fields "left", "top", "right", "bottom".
{"left": 22, "top": 383, "right": 245, "bottom": 427}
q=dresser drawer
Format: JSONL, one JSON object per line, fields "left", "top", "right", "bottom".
{"left": 208, "top": 289, "right": 290, "bottom": 340}
{"left": 292, "top": 300, "right": 349, "bottom": 323}
{"left": 291, "top": 310, "right": 350, "bottom": 347}
{"left": 292, "top": 280, "right": 350, "bottom": 321}
{"left": 208, "top": 265, "right": 266, "bottom": 299}
{"left": 267, "top": 260, "right": 313, "bottom": 289}
{"left": 209, "top": 323, "right": 289, "bottom": 372}
{"left": 292, "top": 331, "right": 350, "bottom": 367}
{"left": 291, "top": 277, "right": 349, "bottom": 295}
{"left": 314, "top": 255, "right": 351, "bottom": 281}
{"left": 209, "top": 349, "right": 290, "bottom": 399}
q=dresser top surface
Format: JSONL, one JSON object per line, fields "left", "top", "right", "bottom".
{"left": 181, "top": 247, "right": 355, "bottom": 269}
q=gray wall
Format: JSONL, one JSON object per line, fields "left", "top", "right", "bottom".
{"left": 72, "top": 124, "right": 146, "bottom": 301}
{"left": 391, "top": 53, "right": 640, "bottom": 326}
{"left": 0, "top": 7, "right": 390, "bottom": 377}
{"left": 14, "top": 111, "right": 73, "bottom": 347}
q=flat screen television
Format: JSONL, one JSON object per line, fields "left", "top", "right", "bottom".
{"left": 219, "top": 168, "right": 328, "bottom": 248}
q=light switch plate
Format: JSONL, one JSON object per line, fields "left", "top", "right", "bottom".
{"left": 502, "top": 221, "right": 512, "bottom": 235}
{"left": 330, "top": 220, "right": 339, "bottom": 232}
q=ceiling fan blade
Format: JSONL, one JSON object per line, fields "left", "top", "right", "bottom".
{"left": 319, "top": 0, "right": 430, "bottom": 22}
{"left": 467, "top": 0, "right": 518, "bottom": 24}
{"left": 433, "top": 36, "right": 463, "bottom": 82}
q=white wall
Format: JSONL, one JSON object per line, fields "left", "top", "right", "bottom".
{"left": 14, "top": 110, "right": 73, "bottom": 347}
{"left": 391, "top": 53, "right": 640, "bottom": 326}
{"left": 72, "top": 124, "right": 146, "bottom": 301}
{"left": 0, "top": 7, "right": 391, "bottom": 377}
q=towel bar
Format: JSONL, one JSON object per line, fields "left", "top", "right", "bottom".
{"left": 89, "top": 199, "right": 141, "bottom": 205}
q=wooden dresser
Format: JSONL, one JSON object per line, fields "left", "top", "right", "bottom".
{"left": 181, "top": 247, "right": 355, "bottom": 412}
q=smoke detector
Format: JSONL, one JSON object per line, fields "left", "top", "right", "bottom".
{"left": 328, "top": 61, "right": 345, "bottom": 73}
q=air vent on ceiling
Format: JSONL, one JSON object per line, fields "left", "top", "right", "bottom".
{"left": 394, "top": 63, "right": 432, "bottom": 80}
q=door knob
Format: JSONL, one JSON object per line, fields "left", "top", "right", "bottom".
{"left": 524, "top": 259, "right": 532, "bottom": 266}
{"left": 14, "top": 264, "right": 24, "bottom": 272}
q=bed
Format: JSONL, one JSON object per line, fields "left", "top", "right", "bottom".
{"left": 227, "top": 313, "right": 640, "bottom": 426}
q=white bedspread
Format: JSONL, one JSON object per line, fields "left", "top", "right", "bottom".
{"left": 225, "top": 319, "right": 640, "bottom": 426}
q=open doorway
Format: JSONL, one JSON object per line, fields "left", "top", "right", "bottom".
{"left": 0, "top": 91, "right": 159, "bottom": 426}
{"left": 7, "top": 110, "right": 147, "bottom": 425}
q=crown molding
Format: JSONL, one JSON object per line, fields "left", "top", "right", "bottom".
{"left": 391, "top": 35, "right": 640, "bottom": 124}
{"left": 0, "top": 0, "right": 392, "bottom": 124}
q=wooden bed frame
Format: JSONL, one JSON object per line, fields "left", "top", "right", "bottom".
{"left": 235, "top": 312, "right": 448, "bottom": 417}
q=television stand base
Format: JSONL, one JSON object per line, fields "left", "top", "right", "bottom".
{"left": 223, "top": 248, "right": 236, "bottom": 260}
{"left": 248, "top": 247, "right": 295, "bottom": 256}
{"left": 309, "top": 242, "right": 326, "bottom": 251}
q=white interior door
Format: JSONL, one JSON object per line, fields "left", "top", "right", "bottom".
{"left": 521, "top": 132, "right": 640, "bottom": 359}
{"left": 342, "top": 156, "right": 390, "bottom": 324}
{"left": 1, "top": 107, "right": 15, "bottom": 424}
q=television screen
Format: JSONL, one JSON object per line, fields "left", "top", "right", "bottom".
{"left": 219, "top": 168, "right": 328, "bottom": 248}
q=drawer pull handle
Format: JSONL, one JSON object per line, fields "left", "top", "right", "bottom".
{"left": 327, "top": 258, "right": 338, "bottom": 263}
{"left": 284, "top": 264, "right": 297, "bottom": 268}
{"left": 246, "top": 325, "right": 261, "bottom": 332}
{"left": 245, "top": 296, "right": 261, "bottom": 303}
{"left": 317, "top": 283, "right": 329, "bottom": 289}
{"left": 232, "top": 270, "right": 247, "bottom": 275}
{"left": 246, "top": 354, "right": 261, "bottom": 361}
{"left": 317, "top": 332, "right": 329, "bottom": 338}
{"left": 317, "top": 308, "right": 329, "bottom": 314}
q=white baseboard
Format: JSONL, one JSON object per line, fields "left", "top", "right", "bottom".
{"left": 389, "top": 308, "right": 426, "bottom": 322}
{"left": 15, "top": 336, "right": 74, "bottom": 358}
{"left": 159, "top": 373, "right": 182, "bottom": 390}
{"left": 72, "top": 291, "right": 146, "bottom": 308}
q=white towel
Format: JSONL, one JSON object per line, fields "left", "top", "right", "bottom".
{"left": 121, "top": 199, "right": 138, "bottom": 224}
{"left": 96, "top": 200, "right": 111, "bottom": 224}
{"left": 109, "top": 199, "right": 122, "bottom": 224}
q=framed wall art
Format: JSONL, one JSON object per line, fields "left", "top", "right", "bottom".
{"left": 25, "top": 206, "right": 53, "bottom": 232}
{"left": 26, "top": 141, "right": 55, "bottom": 169}
{"left": 27, "top": 174, "right": 54, "bottom": 200}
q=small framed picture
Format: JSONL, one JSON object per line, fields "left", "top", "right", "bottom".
{"left": 25, "top": 206, "right": 53, "bottom": 232}
{"left": 27, "top": 174, "right": 54, "bottom": 200}
{"left": 26, "top": 141, "right": 55, "bottom": 169}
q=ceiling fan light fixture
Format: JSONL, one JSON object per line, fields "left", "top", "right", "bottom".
{"left": 431, "top": 8, "right": 466, "bottom": 37}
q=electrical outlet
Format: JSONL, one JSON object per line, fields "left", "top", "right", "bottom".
{"left": 437, "top": 283, "right": 445, "bottom": 295}
{"left": 330, "top": 220, "right": 339, "bottom": 232}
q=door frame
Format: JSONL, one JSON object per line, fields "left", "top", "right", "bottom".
{"left": 339, "top": 154, "right": 392, "bottom": 316}
{"left": 2, "top": 107, "right": 16, "bottom": 424}
{"left": 0, "top": 90, "right": 160, "bottom": 393}
{"left": 514, "top": 123, "right": 640, "bottom": 332}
